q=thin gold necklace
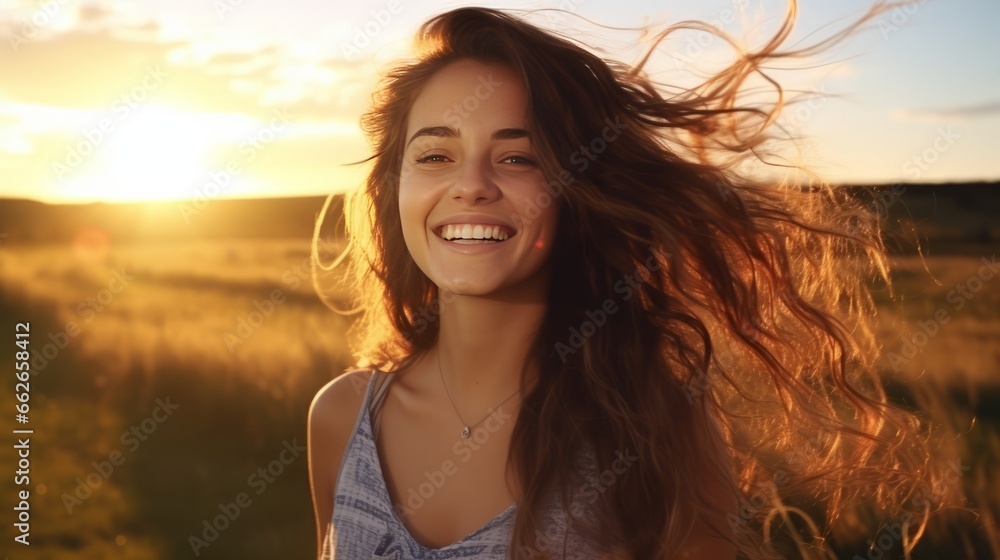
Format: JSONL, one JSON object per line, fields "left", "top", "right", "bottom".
{"left": 437, "top": 349, "right": 521, "bottom": 439}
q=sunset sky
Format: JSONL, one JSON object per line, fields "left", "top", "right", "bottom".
{"left": 1, "top": 0, "right": 997, "bottom": 204}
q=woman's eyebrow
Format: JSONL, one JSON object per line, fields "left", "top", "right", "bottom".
{"left": 491, "top": 127, "right": 530, "bottom": 141}
{"left": 406, "top": 126, "right": 529, "bottom": 146}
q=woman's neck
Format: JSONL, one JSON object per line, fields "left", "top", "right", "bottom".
{"left": 434, "top": 269, "right": 549, "bottom": 403}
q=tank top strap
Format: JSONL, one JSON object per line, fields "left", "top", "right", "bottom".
{"left": 368, "top": 370, "right": 395, "bottom": 441}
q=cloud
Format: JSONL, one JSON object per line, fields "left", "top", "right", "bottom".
{"left": 891, "top": 101, "right": 1000, "bottom": 122}
{"left": 0, "top": 1, "right": 378, "bottom": 199}
{"left": 826, "top": 61, "right": 857, "bottom": 78}
{"left": 77, "top": 4, "right": 115, "bottom": 24}
{"left": 205, "top": 46, "right": 280, "bottom": 70}
{"left": 0, "top": 21, "right": 371, "bottom": 122}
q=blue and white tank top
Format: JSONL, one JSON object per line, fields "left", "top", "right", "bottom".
{"left": 323, "top": 368, "right": 609, "bottom": 559}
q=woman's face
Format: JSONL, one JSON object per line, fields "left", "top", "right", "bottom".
{"left": 398, "top": 59, "right": 558, "bottom": 297}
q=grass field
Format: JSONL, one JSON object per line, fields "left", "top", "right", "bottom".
{"left": 0, "top": 238, "right": 355, "bottom": 559}
{"left": 0, "top": 234, "right": 997, "bottom": 559}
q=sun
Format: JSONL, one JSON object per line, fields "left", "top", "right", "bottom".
{"left": 59, "top": 104, "right": 217, "bottom": 202}
{"left": 109, "top": 106, "right": 214, "bottom": 201}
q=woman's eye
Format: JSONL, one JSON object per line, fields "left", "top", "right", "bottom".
{"left": 415, "top": 154, "right": 449, "bottom": 164}
{"left": 414, "top": 154, "right": 536, "bottom": 165}
{"left": 502, "top": 155, "right": 537, "bottom": 166}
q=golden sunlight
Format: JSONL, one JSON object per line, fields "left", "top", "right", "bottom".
{"left": 58, "top": 104, "right": 216, "bottom": 202}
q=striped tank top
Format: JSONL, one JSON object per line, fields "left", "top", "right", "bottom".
{"left": 324, "top": 368, "right": 610, "bottom": 559}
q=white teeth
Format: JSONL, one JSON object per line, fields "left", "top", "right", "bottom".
{"left": 439, "top": 223, "right": 512, "bottom": 241}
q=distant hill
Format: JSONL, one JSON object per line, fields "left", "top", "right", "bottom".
{"left": 0, "top": 194, "right": 343, "bottom": 244}
{"left": 0, "top": 182, "right": 996, "bottom": 253}
{"left": 843, "top": 181, "right": 999, "bottom": 254}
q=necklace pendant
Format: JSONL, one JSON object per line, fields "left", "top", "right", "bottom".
{"left": 461, "top": 426, "right": 470, "bottom": 439}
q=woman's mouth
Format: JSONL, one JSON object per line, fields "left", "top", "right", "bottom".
{"left": 437, "top": 224, "right": 514, "bottom": 244}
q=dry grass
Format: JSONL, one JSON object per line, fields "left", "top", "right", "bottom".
{"left": 876, "top": 254, "right": 1000, "bottom": 387}
{"left": 0, "top": 239, "right": 996, "bottom": 558}
{"left": 0, "top": 239, "right": 355, "bottom": 559}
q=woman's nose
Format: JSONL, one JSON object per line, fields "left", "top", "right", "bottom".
{"left": 448, "top": 156, "right": 501, "bottom": 203}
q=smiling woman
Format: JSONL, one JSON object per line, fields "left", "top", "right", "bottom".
{"left": 307, "top": 3, "right": 965, "bottom": 560}
{"left": 398, "top": 60, "right": 559, "bottom": 298}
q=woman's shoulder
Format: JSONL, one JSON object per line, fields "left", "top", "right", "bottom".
{"left": 308, "top": 368, "right": 380, "bottom": 451}
{"left": 309, "top": 367, "right": 376, "bottom": 425}
{"left": 307, "top": 367, "right": 378, "bottom": 486}
{"left": 307, "top": 367, "right": 378, "bottom": 558}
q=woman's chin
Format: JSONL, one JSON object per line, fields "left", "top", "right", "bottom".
{"left": 437, "top": 277, "right": 504, "bottom": 297}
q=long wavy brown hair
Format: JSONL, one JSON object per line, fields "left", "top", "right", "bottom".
{"left": 314, "top": 2, "right": 970, "bottom": 558}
